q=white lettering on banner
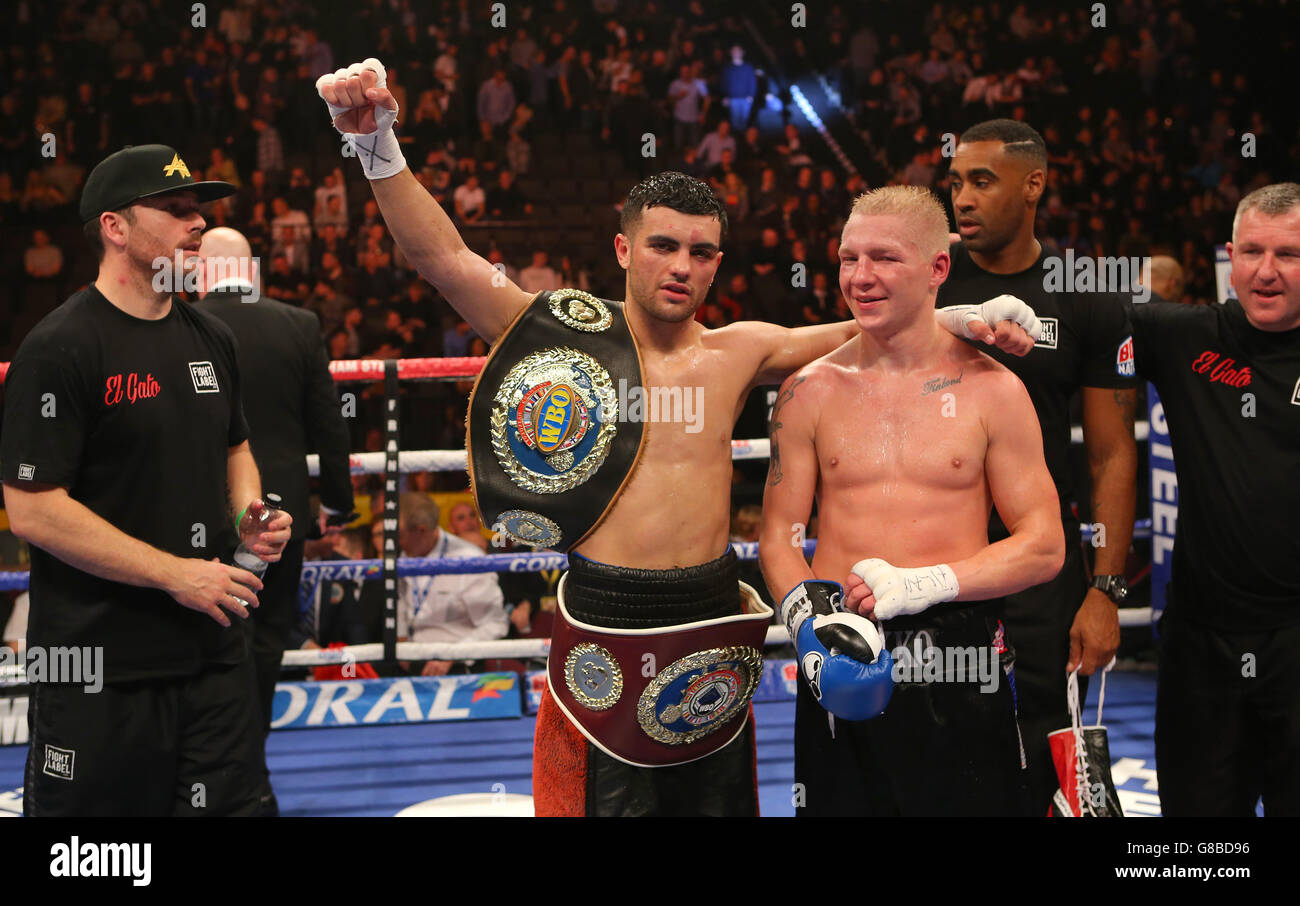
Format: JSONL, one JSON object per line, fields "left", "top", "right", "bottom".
{"left": 0, "top": 697, "right": 28, "bottom": 746}
{"left": 1152, "top": 503, "right": 1178, "bottom": 547}
{"left": 508, "top": 554, "right": 566, "bottom": 573}
{"left": 427, "top": 677, "right": 471, "bottom": 719}
{"left": 0, "top": 786, "right": 22, "bottom": 815}
{"left": 1151, "top": 469, "right": 1178, "bottom": 503}
{"left": 306, "top": 682, "right": 364, "bottom": 725}
{"left": 1147, "top": 397, "right": 1178, "bottom": 578}
{"left": 270, "top": 685, "right": 309, "bottom": 729}
{"left": 363, "top": 678, "right": 423, "bottom": 723}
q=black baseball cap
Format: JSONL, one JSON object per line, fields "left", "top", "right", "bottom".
{"left": 80, "top": 144, "right": 236, "bottom": 223}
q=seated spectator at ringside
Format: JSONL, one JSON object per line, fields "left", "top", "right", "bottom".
{"left": 291, "top": 529, "right": 384, "bottom": 649}
{"left": 395, "top": 493, "right": 507, "bottom": 676}
{"left": 518, "top": 250, "right": 562, "bottom": 294}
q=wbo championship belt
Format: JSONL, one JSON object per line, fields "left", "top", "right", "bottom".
{"left": 548, "top": 573, "right": 773, "bottom": 767}
{"left": 467, "top": 289, "right": 646, "bottom": 552}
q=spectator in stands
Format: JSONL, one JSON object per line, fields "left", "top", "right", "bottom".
{"left": 486, "top": 247, "right": 520, "bottom": 286}
{"left": 679, "top": 144, "right": 708, "bottom": 179}
{"left": 487, "top": 169, "right": 531, "bottom": 219}
{"left": 271, "top": 224, "right": 310, "bottom": 274}
{"left": 478, "top": 67, "right": 517, "bottom": 139}
{"left": 719, "top": 172, "right": 749, "bottom": 224}
{"left": 448, "top": 501, "right": 488, "bottom": 552}
{"left": 669, "top": 62, "right": 709, "bottom": 150}
{"left": 270, "top": 195, "right": 310, "bottom": 245}
{"left": 707, "top": 147, "right": 741, "bottom": 193}
{"left": 42, "top": 152, "right": 85, "bottom": 207}
{"left": 396, "top": 493, "right": 506, "bottom": 676}
{"left": 263, "top": 253, "right": 301, "bottom": 303}
{"left": 21, "top": 170, "right": 68, "bottom": 222}
{"left": 340, "top": 308, "right": 364, "bottom": 357}
{"left": 434, "top": 43, "right": 459, "bottom": 92}
{"left": 720, "top": 45, "right": 758, "bottom": 131}
{"left": 207, "top": 147, "right": 240, "bottom": 188}
{"left": 292, "top": 529, "right": 382, "bottom": 650}
{"left": 253, "top": 117, "right": 285, "bottom": 182}
{"left": 775, "top": 123, "right": 814, "bottom": 171}
{"left": 697, "top": 119, "right": 735, "bottom": 168}
{"left": 314, "top": 194, "right": 349, "bottom": 235}
{"left": 797, "top": 269, "right": 838, "bottom": 325}
{"left": 717, "top": 273, "right": 752, "bottom": 322}
{"left": 453, "top": 173, "right": 486, "bottom": 223}
{"left": 24, "top": 229, "right": 63, "bottom": 282}
{"left": 557, "top": 255, "right": 592, "bottom": 292}
{"left": 518, "top": 250, "right": 562, "bottom": 293}
{"left": 443, "top": 318, "right": 475, "bottom": 357}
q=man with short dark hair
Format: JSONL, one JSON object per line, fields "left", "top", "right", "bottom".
{"left": 2, "top": 144, "right": 292, "bottom": 816}
{"left": 939, "top": 119, "right": 1139, "bottom": 816}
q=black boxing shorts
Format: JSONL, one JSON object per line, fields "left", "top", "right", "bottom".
{"left": 533, "top": 549, "right": 761, "bottom": 816}
{"left": 794, "top": 599, "right": 1030, "bottom": 816}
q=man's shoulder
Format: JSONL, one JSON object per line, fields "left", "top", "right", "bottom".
{"left": 947, "top": 336, "right": 1026, "bottom": 394}
{"left": 14, "top": 288, "right": 100, "bottom": 356}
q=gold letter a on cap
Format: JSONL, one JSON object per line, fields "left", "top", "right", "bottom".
{"left": 163, "top": 154, "right": 191, "bottom": 179}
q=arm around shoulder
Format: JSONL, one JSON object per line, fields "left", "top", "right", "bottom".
{"left": 757, "top": 370, "right": 821, "bottom": 599}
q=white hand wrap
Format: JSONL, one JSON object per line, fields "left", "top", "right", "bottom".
{"left": 936, "top": 294, "right": 1043, "bottom": 342}
{"left": 851, "top": 558, "right": 959, "bottom": 622}
{"left": 315, "top": 58, "right": 406, "bottom": 181}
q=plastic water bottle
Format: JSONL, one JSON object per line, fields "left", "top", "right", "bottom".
{"left": 234, "top": 493, "right": 283, "bottom": 578}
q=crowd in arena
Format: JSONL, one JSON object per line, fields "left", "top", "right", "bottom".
{"left": 2, "top": 0, "right": 1296, "bottom": 655}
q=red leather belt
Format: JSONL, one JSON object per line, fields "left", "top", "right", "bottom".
{"left": 547, "top": 572, "right": 772, "bottom": 767}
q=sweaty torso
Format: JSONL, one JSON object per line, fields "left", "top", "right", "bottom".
{"left": 807, "top": 335, "right": 1002, "bottom": 585}
{"left": 575, "top": 323, "right": 763, "bottom": 569}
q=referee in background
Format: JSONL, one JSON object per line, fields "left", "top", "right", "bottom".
{"left": 196, "top": 226, "right": 355, "bottom": 816}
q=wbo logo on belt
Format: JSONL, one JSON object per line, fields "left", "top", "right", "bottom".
{"left": 469, "top": 289, "right": 647, "bottom": 552}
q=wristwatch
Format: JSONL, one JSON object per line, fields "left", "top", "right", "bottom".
{"left": 1090, "top": 574, "right": 1129, "bottom": 604}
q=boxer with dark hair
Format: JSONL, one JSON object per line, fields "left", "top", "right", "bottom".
{"left": 316, "top": 59, "right": 1041, "bottom": 816}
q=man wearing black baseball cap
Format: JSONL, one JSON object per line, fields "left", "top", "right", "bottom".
{"left": 1, "top": 144, "right": 293, "bottom": 816}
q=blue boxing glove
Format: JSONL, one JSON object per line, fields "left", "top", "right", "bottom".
{"left": 780, "top": 580, "right": 894, "bottom": 721}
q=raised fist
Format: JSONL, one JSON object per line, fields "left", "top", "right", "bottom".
{"left": 316, "top": 58, "right": 399, "bottom": 135}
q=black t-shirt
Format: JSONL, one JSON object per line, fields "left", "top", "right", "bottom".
{"left": 937, "top": 243, "right": 1138, "bottom": 523}
{"left": 1132, "top": 300, "right": 1300, "bottom": 630}
{"left": 1, "top": 286, "right": 250, "bottom": 682}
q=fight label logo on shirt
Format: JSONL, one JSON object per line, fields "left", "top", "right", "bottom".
{"left": 1036, "top": 317, "right": 1059, "bottom": 349}
{"left": 188, "top": 361, "right": 220, "bottom": 394}
{"left": 1291, "top": 376, "right": 1300, "bottom": 406}
{"left": 1116, "top": 336, "right": 1135, "bottom": 377}
{"left": 17, "top": 464, "right": 35, "bottom": 480}
{"left": 42, "top": 744, "right": 75, "bottom": 781}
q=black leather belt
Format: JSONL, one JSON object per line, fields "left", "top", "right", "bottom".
{"left": 468, "top": 289, "right": 646, "bottom": 551}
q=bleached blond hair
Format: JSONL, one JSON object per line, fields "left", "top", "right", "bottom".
{"left": 846, "top": 185, "right": 950, "bottom": 257}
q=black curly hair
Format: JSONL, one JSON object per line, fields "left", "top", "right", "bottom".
{"left": 620, "top": 171, "right": 729, "bottom": 242}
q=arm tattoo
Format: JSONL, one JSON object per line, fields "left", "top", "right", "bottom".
{"left": 767, "top": 376, "right": 805, "bottom": 487}
{"left": 1113, "top": 388, "right": 1137, "bottom": 435}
